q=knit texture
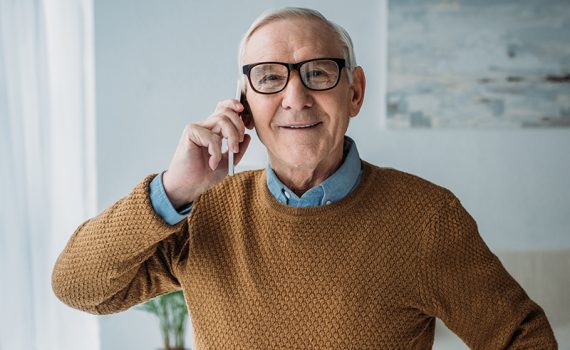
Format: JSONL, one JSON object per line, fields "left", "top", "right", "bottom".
{"left": 52, "top": 161, "right": 557, "bottom": 349}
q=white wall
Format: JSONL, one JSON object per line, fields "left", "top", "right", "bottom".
{"left": 94, "top": 1, "right": 570, "bottom": 349}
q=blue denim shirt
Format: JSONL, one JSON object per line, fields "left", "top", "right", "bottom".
{"left": 149, "top": 136, "right": 362, "bottom": 225}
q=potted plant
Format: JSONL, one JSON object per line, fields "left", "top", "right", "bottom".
{"left": 136, "top": 290, "right": 190, "bottom": 350}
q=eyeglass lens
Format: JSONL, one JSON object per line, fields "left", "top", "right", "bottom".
{"left": 249, "top": 59, "right": 341, "bottom": 94}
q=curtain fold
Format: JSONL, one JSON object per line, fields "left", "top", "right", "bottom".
{"left": 0, "top": 0, "right": 99, "bottom": 349}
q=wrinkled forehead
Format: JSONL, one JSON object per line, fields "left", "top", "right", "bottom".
{"left": 242, "top": 18, "right": 344, "bottom": 65}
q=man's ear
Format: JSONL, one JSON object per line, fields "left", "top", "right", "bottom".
{"left": 242, "top": 83, "right": 255, "bottom": 129}
{"left": 348, "top": 66, "right": 366, "bottom": 118}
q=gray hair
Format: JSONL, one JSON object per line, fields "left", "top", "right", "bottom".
{"left": 237, "top": 7, "right": 357, "bottom": 83}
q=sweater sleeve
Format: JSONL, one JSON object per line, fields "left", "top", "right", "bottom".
{"left": 149, "top": 171, "right": 193, "bottom": 225}
{"left": 51, "top": 174, "right": 189, "bottom": 315}
{"left": 418, "top": 194, "right": 558, "bottom": 349}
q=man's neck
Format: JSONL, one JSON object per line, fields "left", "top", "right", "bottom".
{"left": 269, "top": 148, "right": 344, "bottom": 197}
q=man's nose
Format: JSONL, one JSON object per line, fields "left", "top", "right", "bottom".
{"left": 281, "top": 70, "right": 313, "bottom": 111}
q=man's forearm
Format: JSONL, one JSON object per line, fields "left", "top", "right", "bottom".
{"left": 52, "top": 174, "right": 186, "bottom": 314}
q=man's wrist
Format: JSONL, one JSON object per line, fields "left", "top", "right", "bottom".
{"left": 149, "top": 172, "right": 192, "bottom": 225}
{"left": 162, "top": 171, "right": 197, "bottom": 208}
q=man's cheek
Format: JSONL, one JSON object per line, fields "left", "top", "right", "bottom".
{"left": 253, "top": 125, "right": 265, "bottom": 145}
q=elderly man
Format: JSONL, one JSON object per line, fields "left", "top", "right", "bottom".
{"left": 52, "top": 7, "right": 557, "bottom": 349}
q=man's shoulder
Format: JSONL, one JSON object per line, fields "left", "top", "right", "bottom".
{"left": 199, "top": 167, "right": 266, "bottom": 203}
{"left": 361, "top": 160, "right": 455, "bottom": 208}
{"left": 225, "top": 167, "right": 265, "bottom": 189}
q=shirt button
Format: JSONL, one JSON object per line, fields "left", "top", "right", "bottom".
{"left": 325, "top": 200, "right": 332, "bottom": 205}
{"left": 284, "top": 191, "right": 291, "bottom": 199}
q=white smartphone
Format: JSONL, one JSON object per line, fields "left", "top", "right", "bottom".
{"left": 228, "top": 79, "right": 253, "bottom": 176}
{"left": 228, "top": 80, "right": 241, "bottom": 176}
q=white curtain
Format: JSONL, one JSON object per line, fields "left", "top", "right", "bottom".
{"left": 0, "top": 0, "right": 99, "bottom": 349}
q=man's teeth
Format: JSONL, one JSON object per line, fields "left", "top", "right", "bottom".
{"left": 286, "top": 123, "right": 319, "bottom": 129}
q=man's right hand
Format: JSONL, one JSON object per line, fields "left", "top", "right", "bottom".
{"left": 162, "top": 99, "right": 253, "bottom": 209}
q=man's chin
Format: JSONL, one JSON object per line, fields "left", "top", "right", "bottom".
{"left": 273, "top": 155, "right": 321, "bottom": 171}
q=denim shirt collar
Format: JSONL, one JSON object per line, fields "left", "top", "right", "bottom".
{"left": 265, "top": 136, "right": 362, "bottom": 207}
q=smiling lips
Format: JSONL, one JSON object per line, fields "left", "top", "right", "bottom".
{"left": 280, "top": 122, "right": 322, "bottom": 129}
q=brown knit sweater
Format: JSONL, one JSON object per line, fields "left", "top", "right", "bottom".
{"left": 52, "top": 161, "right": 557, "bottom": 349}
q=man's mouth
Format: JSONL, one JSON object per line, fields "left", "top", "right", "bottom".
{"left": 281, "top": 122, "right": 322, "bottom": 129}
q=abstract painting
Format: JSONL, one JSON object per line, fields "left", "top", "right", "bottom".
{"left": 386, "top": 0, "right": 570, "bottom": 128}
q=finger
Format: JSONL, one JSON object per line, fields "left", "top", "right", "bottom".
{"left": 208, "top": 116, "right": 242, "bottom": 154}
{"left": 207, "top": 100, "right": 246, "bottom": 135}
{"left": 207, "top": 136, "right": 224, "bottom": 170}
{"left": 189, "top": 125, "right": 222, "bottom": 170}
{"left": 215, "top": 99, "right": 244, "bottom": 114}
{"left": 232, "top": 134, "right": 252, "bottom": 165}
{"left": 226, "top": 107, "right": 247, "bottom": 142}
{"left": 203, "top": 109, "right": 246, "bottom": 143}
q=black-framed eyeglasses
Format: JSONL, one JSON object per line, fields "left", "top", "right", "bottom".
{"left": 242, "top": 58, "right": 346, "bottom": 94}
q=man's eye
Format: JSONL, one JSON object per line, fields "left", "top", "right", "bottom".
{"left": 259, "top": 75, "right": 284, "bottom": 84}
{"left": 305, "top": 70, "right": 328, "bottom": 79}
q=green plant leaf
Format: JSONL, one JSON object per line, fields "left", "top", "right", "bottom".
{"left": 135, "top": 291, "right": 189, "bottom": 349}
